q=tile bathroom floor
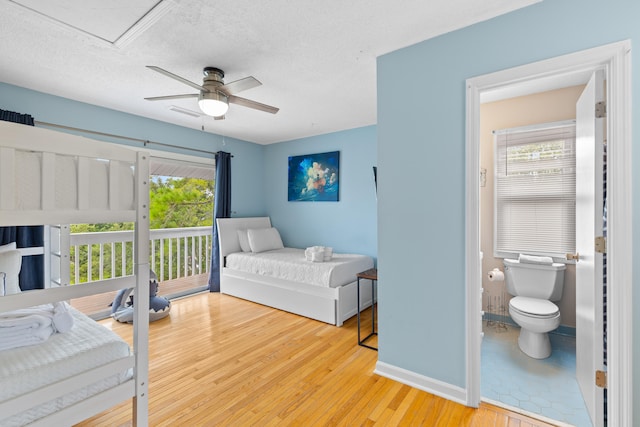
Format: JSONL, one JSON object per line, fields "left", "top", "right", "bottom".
{"left": 481, "top": 320, "right": 592, "bottom": 427}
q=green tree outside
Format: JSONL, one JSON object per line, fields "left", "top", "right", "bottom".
{"left": 149, "top": 177, "right": 213, "bottom": 229}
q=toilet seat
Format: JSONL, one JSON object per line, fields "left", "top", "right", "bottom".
{"left": 509, "top": 296, "right": 559, "bottom": 319}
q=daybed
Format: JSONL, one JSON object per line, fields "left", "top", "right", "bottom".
{"left": 0, "top": 121, "right": 150, "bottom": 426}
{"left": 217, "top": 217, "right": 374, "bottom": 326}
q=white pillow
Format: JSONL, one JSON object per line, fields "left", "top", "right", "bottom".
{"left": 237, "top": 229, "right": 251, "bottom": 252}
{"left": 0, "top": 249, "right": 22, "bottom": 296}
{"left": 248, "top": 227, "right": 284, "bottom": 253}
{"left": 0, "top": 242, "right": 17, "bottom": 253}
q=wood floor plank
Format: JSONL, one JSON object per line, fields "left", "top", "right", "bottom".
{"left": 74, "top": 292, "right": 560, "bottom": 427}
{"left": 470, "top": 405, "right": 498, "bottom": 427}
{"left": 386, "top": 386, "right": 421, "bottom": 425}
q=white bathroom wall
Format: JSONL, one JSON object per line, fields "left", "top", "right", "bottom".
{"left": 480, "top": 85, "right": 585, "bottom": 328}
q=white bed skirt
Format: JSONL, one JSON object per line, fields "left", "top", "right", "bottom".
{"left": 221, "top": 268, "right": 374, "bottom": 326}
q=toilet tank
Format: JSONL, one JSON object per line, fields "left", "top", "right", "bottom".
{"left": 503, "top": 258, "right": 566, "bottom": 301}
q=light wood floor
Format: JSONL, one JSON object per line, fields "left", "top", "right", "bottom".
{"left": 76, "top": 292, "right": 558, "bottom": 427}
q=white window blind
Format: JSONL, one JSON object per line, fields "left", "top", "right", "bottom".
{"left": 494, "top": 121, "right": 576, "bottom": 258}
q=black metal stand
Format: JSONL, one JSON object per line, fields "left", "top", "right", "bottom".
{"left": 357, "top": 269, "right": 377, "bottom": 350}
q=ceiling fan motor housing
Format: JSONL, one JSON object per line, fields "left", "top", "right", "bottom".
{"left": 202, "top": 67, "right": 225, "bottom": 93}
{"left": 203, "top": 67, "right": 224, "bottom": 79}
{"left": 201, "top": 67, "right": 227, "bottom": 95}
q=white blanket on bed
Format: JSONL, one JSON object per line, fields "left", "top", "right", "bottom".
{"left": 225, "top": 247, "right": 373, "bottom": 288}
{"left": 0, "top": 302, "right": 74, "bottom": 351}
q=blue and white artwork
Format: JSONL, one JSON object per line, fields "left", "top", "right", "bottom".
{"left": 288, "top": 151, "right": 340, "bottom": 202}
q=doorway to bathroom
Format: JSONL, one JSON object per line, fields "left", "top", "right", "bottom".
{"left": 480, "top": 87, "right": 588, "bottom": 426}
{"left": 464, "top": 41, "right": 632, "bottom": 427}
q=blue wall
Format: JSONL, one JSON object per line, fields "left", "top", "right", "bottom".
{"left": 263, "top": 126, "right": 377, "bottom": 260}
{"left": 377, "top": 0, "right": 639, "bottom": 417}
{"left": 0, "top": 82, "right": 267, "bottom": 217}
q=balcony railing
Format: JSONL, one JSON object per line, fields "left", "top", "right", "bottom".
{"left": 67, "top": 226, "right": 212, "bottom": 285}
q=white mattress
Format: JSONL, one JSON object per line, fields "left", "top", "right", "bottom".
{"left": 225, "top": 248, "right": 373, "bottom": 288}
{"left": 0, "top": 307, "right": 132, "bottom": 427}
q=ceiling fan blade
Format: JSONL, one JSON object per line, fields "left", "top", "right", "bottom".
{"left": 146, "top": 66, "right": 208, "bottom": 92}
{"left": 145, "top": 94, "right": 199, "bottom": 101}
{"left": 218, "top": 76, "right": 262, "bottom": 95}
{"left": 228, "top": 95, "right": 279, "bottom": 114}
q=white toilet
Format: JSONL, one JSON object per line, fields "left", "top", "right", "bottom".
{"left": 503, "top": 258, "right": 566, "bottom": 359}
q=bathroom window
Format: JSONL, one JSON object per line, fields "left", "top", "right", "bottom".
{"left": 494, "top": 121, "right": 576, "bottom": 259}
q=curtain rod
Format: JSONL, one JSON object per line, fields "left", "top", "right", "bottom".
{"left": 34, "top": 120, "right": 232, "bottom": 157}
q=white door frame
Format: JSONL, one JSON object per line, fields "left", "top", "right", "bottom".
{"left": 465, "top": 40, "right": 632, "bottom": 426}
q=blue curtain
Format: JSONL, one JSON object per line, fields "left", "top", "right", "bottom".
{"left": 208, "top": 151, "right": 232, "bottom": 292}
{"left": 0, "top": 109, "right": 44, "bottom": 290}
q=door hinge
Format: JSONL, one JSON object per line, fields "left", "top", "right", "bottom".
{"left": 595, "top": 101, "right": 606, "bottom": 118}
{"left": 595, "top": 236, "right": 607, "bottom": 253}
{"left": 596, "top": 370, "right": 607, "bottom": 388}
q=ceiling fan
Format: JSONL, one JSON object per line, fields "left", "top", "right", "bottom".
{"left": 144, "top": 66, "right": 279, "bottom": 119}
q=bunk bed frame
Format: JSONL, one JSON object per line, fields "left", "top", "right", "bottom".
{"left": 0, "top": 121, "right": 150, "bottom": 426}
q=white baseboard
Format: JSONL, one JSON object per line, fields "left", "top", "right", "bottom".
{"left": 374, "top": 361, "right": 467, "bottom": 405}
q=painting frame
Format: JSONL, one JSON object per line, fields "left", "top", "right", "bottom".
{"left": 288, "top": 151, "right": 340, "bottom": 202}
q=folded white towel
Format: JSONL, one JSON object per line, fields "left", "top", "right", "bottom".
{"left": 0, "top": 301, "right": 76, "bottom": 351}
{"left": 0, "top": 323, "right": 54, "bottom": 351}
{"left": 0, "top": 301, "right": 74, "bottom": 334}
{"left": 518, "top": 254, "right": 554, "bottom": 265}
{"left": 0, "top": 313, "right": 52, "bottom": 336}
{"left": 305, "top": 246, "right": 326, "bottom": 262}
{"left": 0, "top": 312, "right": 55, "bottom": 351}
{"left": 323, "top": 247, "right": 333, "bottom": 261}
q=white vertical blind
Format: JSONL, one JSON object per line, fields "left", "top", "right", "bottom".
{"left": 494, "top": 121, "right": 576, "bottom": 258}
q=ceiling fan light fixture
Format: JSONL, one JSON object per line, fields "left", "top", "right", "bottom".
{"left": 198, "top": 91, "right": 229, "bottom": 117}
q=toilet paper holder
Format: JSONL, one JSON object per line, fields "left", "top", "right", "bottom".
{"left": 487, "top": 268, "right": 504, "bottom": 282}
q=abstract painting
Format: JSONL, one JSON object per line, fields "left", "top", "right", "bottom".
{"left": 288, "top": 151, "right": 340, "bottom": 202}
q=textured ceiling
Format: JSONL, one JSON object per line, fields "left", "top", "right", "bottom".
{"left": 0, "top": 0, "right": 540, "bottom": 144}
